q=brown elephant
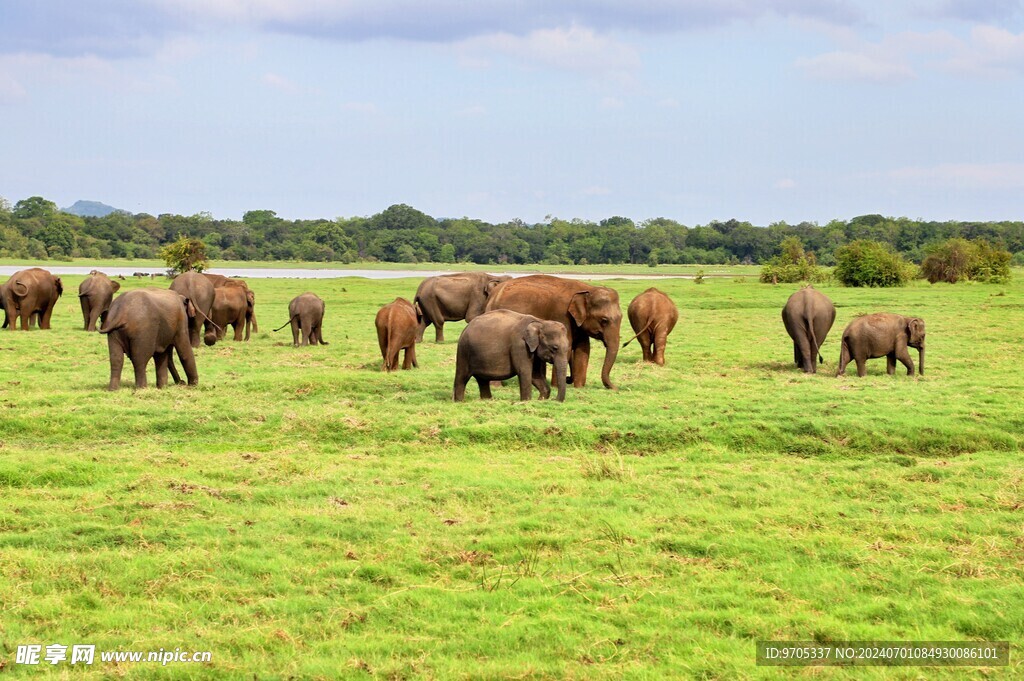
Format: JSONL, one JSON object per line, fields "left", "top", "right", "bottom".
{"left": 781, "top": 286, "right": 836, "bottom": 374}
{"left": 454, "top": 310, "right": 570, "bottom": 402}
{"left": 375, "top": 297, "right": 419, "bottom": 372}
{"left": 2, "top": 267, "right": 63, "bottom": 330}
{"left": 414, "top": 272, "right": 511, "bottom": 343}
{"left": 485, "top": 275, "right": 621, "bottom": 389}
{"left": 78, "top": 270, "right": 121, "bottom": 332}
{"left": 623, "top": 288, "right": 678, "bottom": 365}
{"left": 837, "top": 313, "right": 925, "bottom": 377}
{"left": 169, "top": 271, "right": 216, "bottom": 348}
{"left": 99, "top": 288, "right": 199, "bottom": 390}
{"left": 203, "top": 274, "right": 258, "bottom": 336}
{"left": 273, "top": 293, "right": 328, "bottom": 346}
{"left": 207, "top": 284, "right": 250, "bottom": 343}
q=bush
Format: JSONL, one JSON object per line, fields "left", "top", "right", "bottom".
{"left": 160, "top": 235, "right": 209, "bottom": 274}
{"left": 834, "top": 240, "right": 915, "bottom": 287}
{"left": 759, "top": 237, "right": 828, "bottom": 284}
{"left": 921, "top": 238, "right": 1012, "bottom": 284}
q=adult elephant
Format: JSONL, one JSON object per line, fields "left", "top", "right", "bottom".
{"left": 99, "top": 288, "right": 199, "bottom": 390}
{"left": 414, "top": 272, "right": 511, "bottom": 343}
{"left": 485, "top": 275, "right": 622, "bottom": 389}
{"left": 781, "top": 285, "right": 836, "bottom": 374}
{"left": 169, "top": 271, "right": 215, "bottom": 347}
{"left": 203, "top": 274, "right": 258, "bottom": 335}
{"left": 837, "top": 313, "right": 925, "bottom": 377}
{"left": 2, "top": 268, "right": 63, "bottom": 330}
{"left": 208, "top": 284, "right": 249, "bottom": 343}
{"left": 78, "top": 270, "right": 121, "bottom": 332}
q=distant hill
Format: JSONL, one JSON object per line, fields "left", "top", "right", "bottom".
{"left": 63, "top": 200, "right": 124, "bottom": 217}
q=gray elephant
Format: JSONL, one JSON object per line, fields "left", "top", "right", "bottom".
{"left": 837, "top": 313, "right": 925, "bottom": 377}
{"left": 169, "top": 271, "right": 216, "bottom": 348}
{"left": 414, "top": 271, "right": 511, "bottom": 343}
{"left": 273, "top": 293, "right": 328, "bottom": 346}
{"left": 781, "top": 286, "right": 836, "bottom": 373}
{"left": 375, "top": 297, "right": 419, "bottom": 372}
{"left": 623, "top": 287, "right": 678, "bottom": 365}
{"left": 204, "top": 274, "right": 258, "bottom": 336}
{"left": 99, "top": 289, "right": 199, "bottom": 390}
{"left": 2, "top": 267, "right": 63, "bottom": 330}
{"left": 454, "top": 309, "right": 570, "bottom": 402}
{"left": 78, "top": 270, "right": 121, "bottom": 331}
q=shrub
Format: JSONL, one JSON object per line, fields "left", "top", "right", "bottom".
{"left": 921, "top": 238, "right": 1012, "bottom": 284}
{"left": 833, "top": 240, "right": 915, "bottom": 287}
{"left": 759, "top": 237, "right": 828, "bottom": 284}
{"left": 160, "top": 235, "right": 209, "bottom": 274}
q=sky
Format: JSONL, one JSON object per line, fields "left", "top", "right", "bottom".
{"left": 1, "top": 1, "right": 1023, "bottom": 226}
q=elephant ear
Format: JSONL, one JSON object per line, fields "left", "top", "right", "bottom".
{"left": 111, "top": 281, "right": 121, "bottom": 293}
{"left": 524, "top": 322, "right": 542, "bottom": 354}
{"left": 54, "top": 277, "right": 63, "bottom": 297}
{"left": 567, "top": 292, "right": 589, "bottom": 327}
{"left": 484, "top": 279, "right": 502, "bottom": 297}
{"left": 246, "top": 290, "right": 255, "bottom": 306}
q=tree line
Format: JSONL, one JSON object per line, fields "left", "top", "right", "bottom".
{"left": 2, "top": 195, "right": 1023, "bottom": 267}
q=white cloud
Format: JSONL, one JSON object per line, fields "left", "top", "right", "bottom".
{"left": 943, "top": 26, "right": 1024, "bottom": 77}
{"left": 774, "top": 178, "right": 797, "bottom": 190}
{"left": 797, "top": 49, "right": 915, "bottom": 82}
{"left": 887, "top": 163, "right": 1024, "bottom": 190}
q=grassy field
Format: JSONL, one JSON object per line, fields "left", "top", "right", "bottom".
{"left": 1, "top": 268, "right": 1022, "bottom": 679}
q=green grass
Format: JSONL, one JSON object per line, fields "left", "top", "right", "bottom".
{"left": 1, "top": 270, "right": 1022, "bottom": 679}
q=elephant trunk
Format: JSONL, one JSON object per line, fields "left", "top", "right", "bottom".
{"left": 553, "top": 355, "right": 568, "bottom": 402}
{"left": 918, "top": 343, "right": 925, "bottom": 376}
{"left": 600, "top": 327, "right": 619, "bottom": 389}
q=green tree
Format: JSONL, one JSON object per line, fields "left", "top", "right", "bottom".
{"left": 834, "top": 240, "right": 915, "bottom": 287}
{"left": 160, "top": 235, "right": 210, "bottom": 274}
{"left": 13, "top": 196, "right": 58, "bottom": 220}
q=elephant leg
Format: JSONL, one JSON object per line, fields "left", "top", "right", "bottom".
{"left": 517, "top": 369, "right": 533, "bottom": 401}
{"left": 80, "top": 298, "right": 91, "bottom": 330}
{"left": 19, "top": 309, "right": 32, "bottom": 330}
{"left": 639, "top": 330, "right": 653, "bottom": 362}
{"left": 886, "top": 352, "right": 897, "bottom": 375}
{"left": 855, "top": 357, "right": 867, "bottom": 377}
{"left": 41, "top": 304, "right": 55, "bottom": 330}
{"left": 794, "top": 342, "right": 802, "bottom": 368}
{"left": 175, "top": 334, "right": 199, "bottom": 386}
{"left": 301, "top": 319, "right": 312, "bottom": 346}
{"left": 477, "top": 377, "right": 493, "bottom": 400}
{"left": 154, "top": 350, "right": 170, "bottom": 389}
{"left": 130, "top": 350, "right": 149, "bottom": 389}
{"left": 291, "top": 319, "right": 300, "bottom": 346}
{"left": 89, "top": 306, "right": 103, "bottom": 333}
{"left": 402, "top": 346, "right": 415, "bottom": 370}
{"left": 532, "top": 363, "right": 550, "bottom": 400}
{"left": 896, "top": 348, "right": 915, "bottom": 375}
{"left": 435, "top": 322, "right": 445, "bottom": 344}
{"left": 107, "top": 335, "right": 125, "bottom": 390}
{"left": 233, "top": 316, "right": 244, "bottom": 341}
{"left": 653, "top": 329, "right": 669, "bottom": 366}
{"left": 168, "top": 349, "right": 183, "bottom": 385}
{"left": 453, "top": 366, "right": 470, "bottom": 401}
{"left": 569, "top": 337, "right": 591, "bottom": 388}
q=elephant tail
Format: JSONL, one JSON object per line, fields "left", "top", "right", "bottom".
{"left": 273, "top": 315, "right": 298, "bottom": 333}
{"left": 98, "top": 318, "right": 124, "bottom": 335}
{"left": 621, "top": 319, "right": 655, "bottom": 348}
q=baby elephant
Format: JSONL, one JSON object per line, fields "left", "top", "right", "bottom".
{"left": 274, "top": 293, "right": 328, "bottom": 346}
{"left": 375, "top": 297, "right": 419, "bottom": 371}
{"left": 837, "top": 313, "right": 925, "bottom": 377}
{"left": 454, "top": 310, "right": 570, "bottom": 402}
{"left": 623, "top": 287, "right": 678, "bottom": 365}
{"left": 99, "top": 289, "right": 199, "bottom": 390}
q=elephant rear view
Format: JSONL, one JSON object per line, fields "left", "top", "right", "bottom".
{"left": 100, "top": 288, "right": 199, "bottom": 390}
{"left": 2, "top": 267, "right": 63, "bottom": 330}
{"left": 837, "top": 313, "right": 925, "bottom": 377}
{"left": 623, "top": 288, "right": 678, "bottom": 366}
{"left": 375, "top": 297, "right": 419, "bottom": 371}
{"left": 78, "top": 270, "right": 120, "bottom": 332}
{"left": 275, "top": 293, "right": 328, "bottom": 347}
{"left": 781, "top": 286, "right": 836, "bottom": 373}
{"left": 169, "top": 271, "right": 216, "bottom": 348}
{"left": 414, "top": 272, "right": 511, "bottom": 343}
{"left": 204, "top": 274, "right": 258, "bottom": 337}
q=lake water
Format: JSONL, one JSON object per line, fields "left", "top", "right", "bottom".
{"left": 0, "top": 266, "right": 719, "bottom": 280}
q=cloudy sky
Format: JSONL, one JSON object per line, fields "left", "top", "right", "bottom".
{"left": 1, "top": 1, "right": 1022, "bottom": 225}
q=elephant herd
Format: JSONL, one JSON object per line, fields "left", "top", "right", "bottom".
{"left": 2, "top": 266, "right": 926, "bottom": 397}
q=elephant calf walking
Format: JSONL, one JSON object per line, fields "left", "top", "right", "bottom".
{"left": 454, "top": 310, "right": 569, "bottom": 402}
{"left": 623, "top": 288, "right": 678, "bottom": 365}
{"left": 274, "top": 293, "right": 328, "bottom": 347}
{"left": 837, "top": 313, "right": 925, "bottom": 377}
{"left": 375, "top": 298, "right": 419, "bottom": 372}
{"left": 100, "top": 289, "right": 199, "bottom": 390}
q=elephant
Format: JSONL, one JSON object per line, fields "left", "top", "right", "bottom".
{"left": 207, "top": 284, "right": 250, "bottom": 343}
{"left": 203, "top": 274, "right": 258, "bottom": 335}
{"left": 623, "top": 287, "right": 678, "bottom": 365}
{"left": 837, "top": 313, "right": 925, "bottom": 377}
{"left": 99, "top": 288, "right": 199, "bottom": 390}
{"left": 781, "top": 285, "right": 836, "bottom": 374}
{"left": 414, "top": 272, "right": 511, "bottom": 343}
{"left": 2, "top": 267, "right": 63, "bottom": 330}
{"left": 78, "top": 270, "right": 121, "bottom": 332}
{"left": 375, "top": 297, "right": 420, "bottom": 372}
{"left": 169, "top": 271, "right": 216, "bottom": 348}
{"left": 485, "top": 275, "right": 622, "bottom": 389}
{"left": 273, "top": 293, "right": 328, "bottom": 346}
{"left": 454, "top": 310, "right": 570, "bottom": 402}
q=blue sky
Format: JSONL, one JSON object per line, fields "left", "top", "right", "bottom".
{"left": 1, "top": 1, "right": 1022, "bottom": 225}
